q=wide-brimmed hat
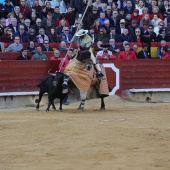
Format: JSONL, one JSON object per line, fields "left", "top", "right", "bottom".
{"left": 75, "top": 29, "right": 88, "bottom": 37}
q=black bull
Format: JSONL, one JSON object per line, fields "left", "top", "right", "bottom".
{"left": 35, "top": 72, "right": 110, "bottom": 112}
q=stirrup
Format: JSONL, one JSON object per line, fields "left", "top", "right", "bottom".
{"left": 62, "top": 84, "right": 68, "bottom": 94}
{"left": 97, "top": 71, "right": 104, "bottom": 79}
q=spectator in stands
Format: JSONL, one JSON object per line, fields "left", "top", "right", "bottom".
{"left": 105, "top": 6, "right": 112, "bottom": 20}
{"left": 116, "top": 19, "right": 127, "bottom": 35}
{"left": 140, "top": 13, "right": 151, "bottom": 27}
{"left": 132, "top": 44, "right": 138, "bottom": 57}
{"left": 125, "top": 13, "right": 132, "bottom": 27}
{"left": 5, "top": 12, "right": 14, "bottom": 26}
{"left": 28, "top": 28, "right": 37, "bottom": 42}
{"left": 87, "top": 6, "right": 99, "bottom": 30}
{"left": 110, "top": 10, "right": 120, "bottom": 28}
{"left": 65, "top": 6, "right": 76, "bottom": 26}
{"left": 135, "top": 0, "right": 145, "bottom": 15}
{"left": 13, "top": 6, "right": 20, "bottom": 20}
{"left": 96, "top": 44, "right": 113, "bottom": 57}
{"left": 50, "top": 50, "right": 61, "bottom": 60}
{"left": 157, "top": 40, "right": 170, "bottom": 58}
{"left": 128, "top": 20, "right": 139, "bottom": 36}
{"left": 164, "top": 9, "right": 170, "bottom": 27}
{"left": 49, "top": 28, "right": 59, "bottom": 43}
{"left": 42, "top": 11, "right": 56, "bottom": 27}
{"left": 24, "top": 19, "right": 31, "bottom": 32}
{"left": 108, "top": 38, "right": 120, "bottom": 53}
{"left": 44, "top": 19, "right": 56, "bottom": 37}
{"left": 151, "top": 13, "right": 163, "bottom": 28}
{"left": 32, "top": 46, "right": 48, "bottom": 60}
{"left": 93, "top": 19, "right": 101, "bottom": 34}
{"left": 93, "top": 0, "right": 102, "bottom": 9}
{"left": 8, "top": 17, "right": 18, "bottom": 33}
{"left": 61, "top": 26, "right": 72, "bottom": 43}
{"left": 32, "top": 0, "right": 41, "bottom": 16}
{"left": 119, "top": 28, "right": 133, "bottom": 42}
{"left": 98, "top": 11, "right": 109, "bottom": 26}
{"left": 53, "top": 6, "right": 61, "bottom": 21}
{"left": 98, "top": 2, "right": 107, "bottom": 13}
{"left": 45, "top": 1, "right": 54, "bottom": 14}
{"left": 137, "top": 43, "right": 151, "bottom": 59}
{"left": 94, "top": 40, "right": 103, "bottom": 51}
{"left": 142, "top": 24, "right": 156, "bottom": 43}
{"left": 27, "top": 41, "right": 36, "bottom": 54}
{"left": 0, "top": 18, "right": 7, "bottom": 36}
{"left": 118, "top": 43, "right": 137, "bottom": 59}
{"left": 3, "top": 0, "right": 13, "bottom": 16}
{"left": 87, "top": 26, "right": 95, "bottom": 43}
{"left": 32, "top": 18, "right": 43, "bottom": 36}
{"left": 124, "top": 0, "right": 135, "bottom": 14}
{"left": 131, "top": 9, "right": 141, "bottom": 24}
{"left": 57, "top": 41, "right": 68, "bottom": 52}
{"left": 5, "top": 36, "right": 23, "bottom": 52}
{"left": 111, "top": 2, "right": 119, "bottom": 12}
{"left": 13, "top": 23, "right": 30, "bottom": 43}
{"left": 16, "top": 48, "right": 31, "bottom": 60}
{"left": 156, "top": 27, "right": 169, "bottom": 42}
{"left": 29, "top": 11, "right": 37, "bottom": 26}
{"left": 57, "top": 19, "right": 69, "bottom": 35}
{"left": 97, "top": 49, "right": 117, "bottom": 60}
{"left": 161, "top": 46, "right": 170, "bottom": 59}
{"left": 118, "top": 7, "right": 126, "bottom": 20}
{"left": 17, "top": 12, "right": 25, "bottom": 24}
{"left": 39, "top": 5, "right": 47, "bottom": 20}
{"left": 19, "top": 0, "right": 30, "bottom": 18}
{"left": 103, "top": 20, "right": 111, "bottom": 35}
{"left": 162, "top": 0, "right": 170, "bottom": 18}
{"left": 1, "top": 27, "right": 14, "bottom": 42}
{"left": 151, "top": 6, "right": 164, "bottom": 20}
{"left": 42, "top": 40, "right": 53, "bottom": 52}
{"left": 148, "top": 0, "right": 157, "bottom": 14}
{"left": 109, "top": 27, "right": 120, "bottom": 42}
{"left": 133, "top": 28, "right": 142, "bottom": 42}
{"left": 154, "top": 21, "right": 165, "bottom": 35}
{"left": 36, "top": 28, "right": 49, "bottom": 43}
{"left": 95, "top": 27, "right": 109, "bottom": 43}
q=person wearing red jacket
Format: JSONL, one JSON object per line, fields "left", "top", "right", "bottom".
{"left": 161, "top": 46, "right": 170, "bottom": 59}
{"left": 97, "top": 50, "right": 116, "bottom": 60}
{"left": 19, "top": 0, "right": 30, "bottom": 18}
{"left": 118, "top": 43, "right": 137, "bottom": 59}
{"left": 131, "top": 9, "right": 141, "bottom": 24}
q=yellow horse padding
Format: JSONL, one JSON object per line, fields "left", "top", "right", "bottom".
{"left": 64, "top": 58, "right": 109, "bottom": 95}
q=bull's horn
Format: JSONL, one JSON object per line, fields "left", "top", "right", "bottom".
{"left": 48, "top": 68, "right": 56, "bottom": 76}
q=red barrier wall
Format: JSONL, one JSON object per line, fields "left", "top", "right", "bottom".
{"left": 1, "top": 60, "right": 170, "bottom": 96}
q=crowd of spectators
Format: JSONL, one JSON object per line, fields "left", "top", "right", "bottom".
{"left": 0, "top": 0, "right": 170, "bottom": 59}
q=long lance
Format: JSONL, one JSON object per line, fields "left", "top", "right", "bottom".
{"left": 59, "top": 1, "right": 90, "bottom": 72}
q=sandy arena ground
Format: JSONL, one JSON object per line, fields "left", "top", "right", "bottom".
{"left": 0, "top": 95, "right": 170, "bottom": 170}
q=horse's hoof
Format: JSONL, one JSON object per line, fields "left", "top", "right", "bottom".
{"left": 100, "top": 108, "right": 105, "bottom": 111}
{"left": 36, "top": 108, "right": 39, "bottom": 111}
{"left": 77, "top": 107, "right": 84, "bottom": 111}
{"left": 53, "top": 108, "right": 56, "bottom": 111}
{"left": 46, "top": 109, "right": 49, "bottom": 112}
{"left": 59, "top": 109, "right": 63, "bottom": 112}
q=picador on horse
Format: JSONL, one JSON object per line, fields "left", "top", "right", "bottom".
{"left": 60, "top": 29, "right": 110, "bottom": 108}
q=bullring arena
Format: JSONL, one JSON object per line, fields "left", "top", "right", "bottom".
{"left": 0, "top": 96, "right": 170, "bottom": 170}
{"left": 1, "top": 58, "right": 170, "bottom": 169}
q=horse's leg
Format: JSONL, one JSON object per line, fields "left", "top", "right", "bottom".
{"left": 77, "top": 91, "right": 87, "bottom": 111}
{"left": 100, "top": 97, "right": 105, "bottom": 110}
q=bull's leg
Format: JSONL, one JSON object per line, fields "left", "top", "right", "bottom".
{"left": 46, "top": 97, "right": 53, "bottom": 112}
{"left": 52, "top": 102, "right": 56, "bottom": 110}
{"left": 100, "top": 97, "right": 105, "bottom": 111}
{"left": 36, "top": 91, "right": 44, "bottom": 111}
{"left": 59, "top": 98, "right": 64, "bottom": 111}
